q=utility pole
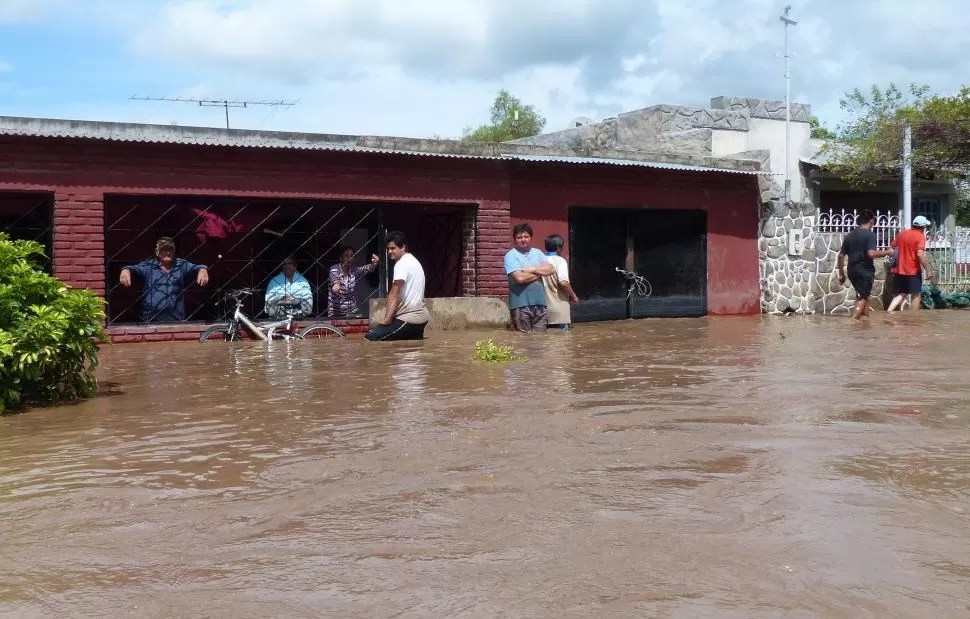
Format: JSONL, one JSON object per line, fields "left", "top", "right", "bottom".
{"left": 779, "top": 5, "right": 797, "bottom": 203}
{"left": 902, "top": 125, "right": 912, "bottom": 230}
{"left": 129, "top": 96, "right": 296, "bottom": 129}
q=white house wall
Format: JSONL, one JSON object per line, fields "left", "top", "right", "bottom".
{"left": 711, "top": 129, "right": 749, "bottom": 159}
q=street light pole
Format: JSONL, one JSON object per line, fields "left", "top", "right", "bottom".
{"left": 780, "top": 5, "right": 797, "bottom": 203}
{"left": 902, "top": 125, "right": 912, "bottom": 230}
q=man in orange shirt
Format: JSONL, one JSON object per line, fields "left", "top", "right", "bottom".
{"left": 887, "top": 215, "right": 934, "bottom": 312}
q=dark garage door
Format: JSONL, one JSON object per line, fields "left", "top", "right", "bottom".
{"left": 569, "top": 207, "right": 707, "bottom": 322}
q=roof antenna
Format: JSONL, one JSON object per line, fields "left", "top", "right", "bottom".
{"left": 129, "top": 96, "right": 296, "bottom": 129}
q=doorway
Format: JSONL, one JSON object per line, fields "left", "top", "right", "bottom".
{"left": 568, "top": 207, "right": 707, "bottom": 322}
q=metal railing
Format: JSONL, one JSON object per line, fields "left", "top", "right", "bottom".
{"left": 818, "top": 209, "right": 970, "bottom": 290}
{"left": 927, "top": 227, "right": 970, "bottom": 291}
{"left": 816, "top": 208, "right": 901, "bottom": 249}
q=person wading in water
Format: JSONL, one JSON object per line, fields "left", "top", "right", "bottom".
{"left": 837, "top": 209, "right": 894, "bottom": 320}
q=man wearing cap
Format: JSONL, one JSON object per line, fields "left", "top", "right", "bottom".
{"left": 886, "top": 215, "right": 934, "bottom": 312}
{"left": 120, "top": 237, "right": 209, "bottom": 322}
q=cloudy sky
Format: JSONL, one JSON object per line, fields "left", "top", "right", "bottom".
{"left": 0, "top": 0, "right": 965, "bottom": 138}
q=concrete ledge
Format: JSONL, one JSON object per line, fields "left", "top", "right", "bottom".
{"left": 105, "top": 317, "right": 369, "bottom": 343}
{"left": 369, "top": 297, "right": 509, "bottom": 330}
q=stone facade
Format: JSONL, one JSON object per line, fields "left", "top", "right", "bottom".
{"left": 759, "top": 200, "right": 817, "bottom": 314}
{"left": 760, "top": 207, "right": 892, "bottom": 315}
{"left": 811, "top": 232, "right": 890, "bottom": 313}
{"left": 710, "top": 96, "right": 813, "bottom": 123}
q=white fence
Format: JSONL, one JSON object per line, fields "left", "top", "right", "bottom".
{"left": 816, "top": 209, "right": 901, "bottom": 249}
{"left": 817, "top": 209, "right": 970, "bottom": 287}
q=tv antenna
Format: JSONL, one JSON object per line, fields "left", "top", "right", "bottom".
{"left": 129, "top": 96, "right": 296, "bottom": 129}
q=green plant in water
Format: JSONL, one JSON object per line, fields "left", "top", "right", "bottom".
{"left": 0, "top": 233, "right": 107, "bottom": 413}
{"left": 473, "top": 339, "right": 527, "bottom": 362}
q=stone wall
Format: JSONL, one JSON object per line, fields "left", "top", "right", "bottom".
{"left": 811, "top": 232, "right": 890, "bottom": 313}
{"left": 760, "top": 211, "right": 892, "bottom": 315}
{"left": 759, "top": 200, "right": 818, "bottom": 313}
{"left": 710, "top": 96, "right": 812, "bottom": 123}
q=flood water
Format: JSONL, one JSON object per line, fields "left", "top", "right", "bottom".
{"left": 2, "top": 314, "right": 970, "bottom": 618}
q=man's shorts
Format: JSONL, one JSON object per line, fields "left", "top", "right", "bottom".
{"left": 510, "top": 305, "right": 548, "bottom": 333}
{"left": 894, "top": 273, "right": 923, "bottom": 295}
{"left": 847, "top": 268, "right": 874, "bottom": 300}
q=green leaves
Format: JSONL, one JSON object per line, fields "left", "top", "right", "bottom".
{"left": 810, "top": 116, "right": 836, "bottom": 140}
{"left": 821, "top": 82, "right": 970, "bottom": 187}
{"left": 0, "top": 232, "right": 107, "bottom": 412}
{"left": 462, "top": 90, "right": 546, "bottom": 143}
{"left": 473, "top": 339, "right": 527, "bottom": 362}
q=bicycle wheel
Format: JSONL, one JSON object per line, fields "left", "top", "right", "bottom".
{"left": 298, "top": 323, "right": 345, "bottom": 339}
{"left": 199, "top": 325, "right": 240, "bottom": 342}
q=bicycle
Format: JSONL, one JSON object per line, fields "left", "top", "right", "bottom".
{"left": 615, "top": 267, "right": 653, "bottom": 299}
{"left": 198, "top": 288, "right": 345, "bottom": 342}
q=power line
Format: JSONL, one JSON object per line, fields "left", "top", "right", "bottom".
{"left": 129, "top": 96, "right": 296, "bottom": 129}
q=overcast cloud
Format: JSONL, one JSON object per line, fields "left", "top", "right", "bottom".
{"left": 0, "top": 0, "right": 966, "bottom": 137}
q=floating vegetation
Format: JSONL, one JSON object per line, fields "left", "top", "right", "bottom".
{"left": 473, "top": 339, "right": 527, "bottom": 362}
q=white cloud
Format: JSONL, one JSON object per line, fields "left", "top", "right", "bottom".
{"left": 3, "top": 0, "right": 969, "bottom": 137}
{"left": 0, "top": 0, "right": 50, "bottom": 22}
{"left": 0, "top": 0, "right": 92, "bottom": 22}
{"left": 0, "top": 59, "right": 11, "bottom": 73}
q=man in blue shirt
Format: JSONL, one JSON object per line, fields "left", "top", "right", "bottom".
{"left": 120, "top": 236, "right": 209, "bottom": 322}
{"left": 504, "top": 223, "right": 555, "bottom": 332}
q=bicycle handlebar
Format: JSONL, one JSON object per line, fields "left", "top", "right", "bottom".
{"left": 220, "top": 288, "right": 255, "bottom": 303}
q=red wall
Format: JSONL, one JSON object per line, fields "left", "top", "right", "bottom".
{"left": 0, "top": 134, "right": 762, "bottom": 343}
{"left": 0, "top": 135, "right": 512, "bottom": 311}
{"left": 508, "top": 163, "right": 761, "bottom": 315}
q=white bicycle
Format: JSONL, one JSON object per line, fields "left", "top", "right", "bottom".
{"left": 199, "top": 288, "right": 344, "bottom": 342}
{"left": 615, "top": 267, "right": 653, "bottom": 299}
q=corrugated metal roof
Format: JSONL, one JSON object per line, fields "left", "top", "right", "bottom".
{"left": 504, "top": 153, "right": 768, "bottom": 175}
{"left": 0, "top": 120, "right": 497, "bottom": 159}
{"left": 0, "top": 116, "right": 765, "bottom": 175}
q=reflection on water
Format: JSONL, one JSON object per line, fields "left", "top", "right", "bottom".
{"left": 2, "top": 313, "right": 970, "bottom": 617}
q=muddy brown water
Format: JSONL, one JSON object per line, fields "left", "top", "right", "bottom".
{"left": 2, "top": 314, "right": 970, "bottom": 618}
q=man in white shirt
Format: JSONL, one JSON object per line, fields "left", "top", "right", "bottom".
{"left": 541, "top": 234, "right": 579, "bottom": 330}
{"left": 365, "top": 230, "right": 431, "bottom": 341}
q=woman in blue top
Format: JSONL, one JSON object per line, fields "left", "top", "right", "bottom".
{"left": 264, "top": 256, "right": 313, "bottom": 319}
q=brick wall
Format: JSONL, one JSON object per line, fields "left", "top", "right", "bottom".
{"left": 52, "top": 191, "right": 106, "bottom": 296}
{"left": 0, "top": 134, "right": 766, "bottom": 343}
{"left": 460, "top": 208, "right": 478, "bottom": 296}
{"left": 477, "top": 200, "right": 511, "bottom": 297}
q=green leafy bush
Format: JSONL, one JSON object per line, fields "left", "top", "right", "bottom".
{"left": 0, "top": 233, "right": 107, "bottom": 412}
{"left": 473, "top": 339, "right": 526, "bottom": 362}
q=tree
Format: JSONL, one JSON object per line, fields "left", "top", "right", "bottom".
{"left": 820, "top": 82, "right": 970, "bottom": 187}
{"left": 0, "top": 233, "right": 107, "bottom": 412}
{"left": 810, "top": 115, "right": 836, "bottom": 139}
{"left": 957, "top": 180, "right": 970, "bottom": 227}
{"left": 462, "top": 90, "right": 546, "bottom": 143}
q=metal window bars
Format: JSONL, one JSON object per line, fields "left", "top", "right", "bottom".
{"left": 181, "top": 208, "right": 383, "bottom": 323}
{"left": 104, "top": 197, "right": 389, "bottom": 324}
{"left": 0, "top": 193, "right": 53, "bottom": 268}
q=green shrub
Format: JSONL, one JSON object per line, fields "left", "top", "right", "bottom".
{"left": 0, "top": 233, "right": 107, "bottom": 412}
{"left": 473, "top": 339, "right": 526, "bottom": 362}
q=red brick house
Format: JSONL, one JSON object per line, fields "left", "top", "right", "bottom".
{"left": 0, "top": 117, "right": 765, "bottom": 342}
